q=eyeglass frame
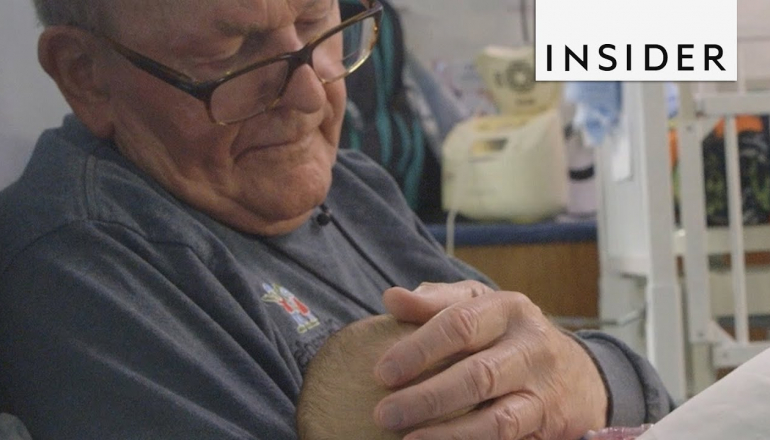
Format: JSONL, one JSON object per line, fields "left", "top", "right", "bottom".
{"left": 97, "top": 0, "right": 382, "bottom": 125}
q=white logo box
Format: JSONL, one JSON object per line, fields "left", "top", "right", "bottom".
{"left": 535, "top": 0, "right": 737, "bottom": 81}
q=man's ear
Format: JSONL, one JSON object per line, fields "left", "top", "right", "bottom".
{"left": 38, "top": 26, "right": 114, "bottom": 139}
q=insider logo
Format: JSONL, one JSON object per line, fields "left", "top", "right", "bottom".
{"left": 535, "top": 0, "right": 737, "bottom": 81}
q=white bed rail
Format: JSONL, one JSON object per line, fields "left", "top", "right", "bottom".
{"left": 678, "top": 83, "right": 770, "bottom": 381}
{"left": 596, "top": 82, "right": 687, "bottom": 402}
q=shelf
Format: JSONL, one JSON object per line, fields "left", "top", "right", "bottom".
{"left": 673, "top": 224, "right": 770, "bottom": 256}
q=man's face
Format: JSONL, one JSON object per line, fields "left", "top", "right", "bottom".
{"left": 102, "top": 0, "right": 346, "bottom": 235}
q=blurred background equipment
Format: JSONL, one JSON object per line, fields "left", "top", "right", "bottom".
{"left": 441, "top": 45, "right": 568, "bottom": 224}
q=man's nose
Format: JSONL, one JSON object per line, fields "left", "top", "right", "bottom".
{"left": 277, "top": 63, "right": 326, "bottom": 114}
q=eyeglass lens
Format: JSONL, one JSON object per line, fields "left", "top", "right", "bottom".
{"left": 210, "top": 15, "right": 377, "bottom": 124}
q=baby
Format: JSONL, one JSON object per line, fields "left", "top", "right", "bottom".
{"left": 296, "top": 315, "right": 473, "bottom": 439}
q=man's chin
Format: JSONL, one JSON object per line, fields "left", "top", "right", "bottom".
{"left": 205, "top": 197, "right": 318, "bottom": 236}
{"left": 233, "top": 183, "right": 330, "bottom": 233}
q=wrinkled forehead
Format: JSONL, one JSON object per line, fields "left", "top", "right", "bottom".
{"left": 110, "top": 0, "right": 336, "bottom": 41}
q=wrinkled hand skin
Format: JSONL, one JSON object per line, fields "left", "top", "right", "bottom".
{"left": 373, "top": 281, "right": 608, "bottom": 440}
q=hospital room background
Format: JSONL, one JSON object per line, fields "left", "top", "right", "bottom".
{"left": 3, "top": 0, "right": 770, "bottom": 408}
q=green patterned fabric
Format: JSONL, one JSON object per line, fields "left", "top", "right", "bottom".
{"left": 701, "top": 128, "right": 770, "bottom": 225}
{"left": 673, "top": 121, "right": 770, "bottom": 226}
{"left": 339, "top": 0, "right": 426, "bottom": 211}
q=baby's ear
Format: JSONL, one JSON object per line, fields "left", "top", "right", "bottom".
{"left": 37, "top": 26, "right": 114, "bottom": 138}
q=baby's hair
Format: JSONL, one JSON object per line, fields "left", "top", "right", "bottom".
{"left": 296, "top": 315, "right": 418, "bottom": 440}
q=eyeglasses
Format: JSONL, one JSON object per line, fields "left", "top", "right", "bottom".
{"left": 100, "top": 0, "right": 382, "bottom": 125}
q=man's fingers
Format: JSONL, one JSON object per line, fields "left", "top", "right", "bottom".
{"left": 382, "top": 281, "right": 495, "bottom": 324}
{"left": 374, "top": 341, "right": 532, "bottom": 431}
{"left": 402, "top": 392, "right": 545, "bottom": 440}
{"left": 375, "top": 291, "right": 529, "bottom": 387}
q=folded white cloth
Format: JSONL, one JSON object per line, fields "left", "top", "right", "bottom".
{"left": 639, "top": 347, "right": 770, "bottom": 439}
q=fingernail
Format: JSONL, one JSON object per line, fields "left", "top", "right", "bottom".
{"left": 378, "top": 403, "right": 404, "bottom": 430}
{"left": 376, "top": 360, "right": 402, "bottom": 385}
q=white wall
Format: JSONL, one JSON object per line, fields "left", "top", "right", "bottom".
{"left": 0, "top": 2, "right": 69, "bottom": 189}
{"left": 737, "top": 0, "right": 770, "bottom": 85}
{"left": 391, "top": 0, "right": 533, "bottom": 65}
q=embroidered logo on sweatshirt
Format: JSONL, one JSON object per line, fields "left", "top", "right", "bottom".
{"left": 261, "top": 283, "right": 320, "bottom": 334}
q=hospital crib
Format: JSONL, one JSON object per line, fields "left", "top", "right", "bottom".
{"left": 597, "top": 68, "right": 770, "bottom": 403}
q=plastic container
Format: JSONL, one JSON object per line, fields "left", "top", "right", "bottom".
{"left": 441, "top": 111, "right": 568, "bottom": 223}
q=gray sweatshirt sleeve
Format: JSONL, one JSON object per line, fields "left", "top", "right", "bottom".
{"left": 575, "top": 330, "right": 675, "bottom": 426}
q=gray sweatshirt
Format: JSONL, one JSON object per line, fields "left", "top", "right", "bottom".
{"left": 0, "top": 116, "right": 671, "bottom": 439}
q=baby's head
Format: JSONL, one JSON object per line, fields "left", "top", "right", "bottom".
{"left": 297, "top": 315, "right": 416, "bottom": 440}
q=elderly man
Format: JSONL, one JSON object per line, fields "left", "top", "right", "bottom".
{"left": 0, "top": 0, "right": 672, "bottom": 439}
